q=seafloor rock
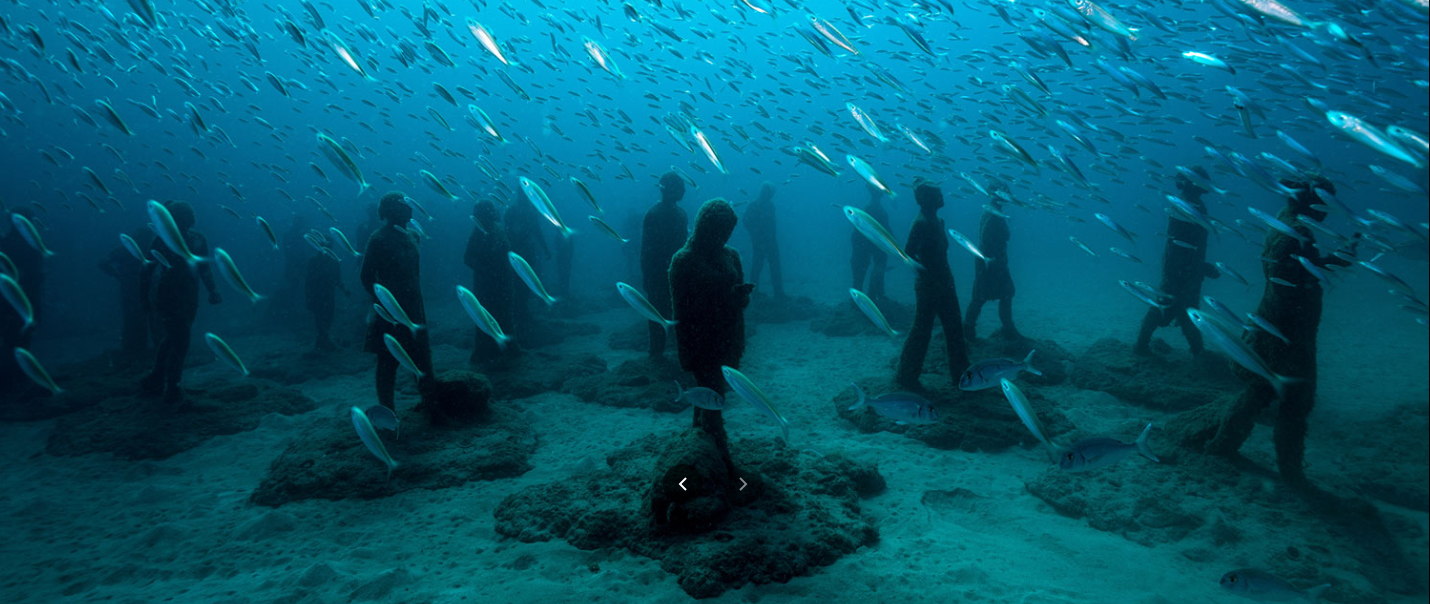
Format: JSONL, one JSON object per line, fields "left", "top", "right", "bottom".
{"left": 810, "top": 298, "right": 913, "bottom": 338}
{"left": 493, "top": 434, "right": 882, "bottom": 599}
{"left": 606, "top": 321, "right": 649, "bottom": 352}
{"left": 427, "top": 370, "right": 493, "bottom": 425}
{"left": 246, "top": 341, "right": 370, "bottom": 386}
{"left": 744, "top": 292, "right": 822, "bottom": 324}
{"left": 484, "top": 350, "right": 605, "bottom": 399}
{"left": 0, "top": 351, "right": 165, "bottom": 421}
{"left": 1069, "top": 337, "right": 1240, "bottom": 411}
{"left": 1325, "top": 401, "right": 1429, "bottom": 512}
{"left": 929, "top": 335, "right": 1074, "bottom": 387}
{"left": 1025, "top": 452, "right": 1422, "bottom": 602}
{"left": 514, "top": 318, "right": 601, "bottom": 349}
{"left": 834, "top": 379, "right": 1073, "bottom": 452}
{"left": 250, "top": 390, "right": 534, "bottom": 507}
{"left": 561, "top": 356, "right": 690, "bottom": 412}
{"left": 45, "top": 377, "right": 320, "bottom": 460}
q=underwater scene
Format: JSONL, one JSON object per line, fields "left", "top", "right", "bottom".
{"left": 0, "top": 0, "right": 1426, "bottom": 602}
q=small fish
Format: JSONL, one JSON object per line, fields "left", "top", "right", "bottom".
{"left": 1096, "top": 213, "right": 1138, "bottom": 244}
{"left": 846, "top": 155, "right": 895, "bottom": 197}
{"left": 588, "top": 216, "right": 628, "bottom": 243}
{"left": 848, "top": 383, "right": 938, "bottom": 425}
{"left": 203, "top": 333, "right": 249, "bottom": 376}
{"left": 214, "top": 249, "right": 263, "bottom": 303}
{"left": 1220, "top": 568, "right": 1330, "bottom": 603}
{"left": 456, "top": 285, "right": 511, "bottom": 350}
{"left": 617, "top": 282, "right": 675, "bottom": 331}
{"left": 520, "top": 176, "right": 574, "bottom": 237}
{"left": 1, "top": 274, "right": 35, "bottom": 330}
{"left": 845, "top": 206, "right": 921, "bottom": 270}
{"left": 10, "top": 213, "right": 55, "bottom": 257}
{"left": 690, "top": 126, "right": 727, "bottom": 175}
{"left": 373, "top": 283, "right": 423, "bottom": 336}
{"left": 1246, "top": 313, "right": 1291, "bottom": 345}
{"left": 329, "top": 228, "right": 361, "bottom": 257}
{"left": 722, "top": 366, "right": 790, "bottom": 443}
{"left": 570, "top": 177, "right": 602, "bottom": 213}
{"left": 849, "top": 288, "right": 898, "bottom": 337}
{"left": 948, "top": 228, "right": 990, "bottom": 262}
{"left": 674, "top": 381, "right": 728, "bottom": 411}
{"left": 1000, "top": 378, "right": 1056, "bottom": 456}
{"left": 1058, "top": 424, "right": 1158, "bottom": 472}
{"left": 149, "top": 201, "right": 206, "bottom": 267}
{"left": 1216, "top": 262, "right": 1248, "bottom": 286}
{"left": 846, "top": 102, "right": 887, "bottom": 142}
{"left": 1183, "top": 51, "right": 1235, "bottom": 75}
{"left": 255, "top": 216, "right": 279, "bottom": 250}
{"left": 1110, "top": 247, "right": 1143, "bottom": 264}
{"left": 1069, "top": 236, "right": 1097, "bottom": 257}
{"left": 1120, "top": 280, "right": 1167, "bottom": 309}
{"left": 959, "top": 350, "right": 1041, "bottom": 391}
{"left": 350, "top": 406, "right": 399, "bottom": 479}
{"left": 1188, "top": 309, "right": 1298, "bottom": 400}
{"left": 509, "top": 252, "right": 556, "bottom": 305}
{"left": 364, "top": 404, "right": 400, "bottom": 439}
{"left": 14, "top": 347, "right": 61, "bottom": 394}
{"left": 382, "top": 333, "right": 424, "bottom": 378}
{"left": 120, "top": 233, "right": 149, "bottom": 264}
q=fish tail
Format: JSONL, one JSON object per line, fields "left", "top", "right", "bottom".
{"left": 779, "top": 418, "right": 791, "bottom": 445}
{"left": 496, "top": 334, "right": 510, "bottom": 351}
{"left": 1270, "top": 373, "right": 1302, "bottom": 401}
{"left": 908, "top": 257, "right": 925, "bottom": 271}
{"left": 1136, "top": 423, "right": 1159, "bottom": 463}
{"left": 1306, "top": 584, "right": 1330, "bottom": 603}
{"left": 1023, "top": 349, "right": 1042, "bottom": 376}
{"left": 673, "top": 380, "right": 684, "bottom": 403}
{"left": 847, "top": 382, "right": 867, "bottom": 411}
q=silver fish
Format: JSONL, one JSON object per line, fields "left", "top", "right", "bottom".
{"left": 959, "top": 350, "right": 1041, "bottom": 391}
{"left": 848, "top": 383, "right": 938, "bottom": 425}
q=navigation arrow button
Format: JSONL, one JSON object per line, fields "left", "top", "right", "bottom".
{"left": 678, "top": 477, "right": 688, "bottom": 491}
{"left": 739, "top": 477, "right": 748, "bottom": 491}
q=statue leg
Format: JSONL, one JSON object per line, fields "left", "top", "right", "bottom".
{"left": 896, "top": 291, "right": 935, "bottom": 388}
{"left": 1206, "top": 381, "right": 1273, "bottom": 455}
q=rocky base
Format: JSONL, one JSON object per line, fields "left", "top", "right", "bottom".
{"left": 45, "top": 377, "right": 320, "bottom": 460}
{"left": 251, "top": 372, "right": 532, "bottom": 506}
{"left": 1025, "top": 452, "right": 1423, "bottom": 602}
{"left": 810, "top": 298, "right": 912, "bottom": 338}
{"left": 1068, "top": 337, "right": 1241, "bottom": 411}
{"left": 0, "top": 350, "right": 165, "bottom": 421}
{"left": 834, "top": 378, "right": 1074, "bottom": 452}
{"left": 561, "top": 356, "right": 691, "bottom": 412}
{"left": 493, "top": 434, "right": 882, "bottom": 599}
{"left": 484, "top": 350, "right": 606, "bottom": 399}
{"left": 744, "top": 293, "right": 822, "bottom": 324}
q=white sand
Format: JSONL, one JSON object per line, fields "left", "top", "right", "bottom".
{"left": 0, "top": 275, "right": 1424, "bottom": 603}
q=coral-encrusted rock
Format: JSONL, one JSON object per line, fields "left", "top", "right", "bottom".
{"left": 484, "top": 351, "right": 605, "bottom": 399}
{"left": 45, "top": 377, "right": 320, "bottom": 460}
{"left": 493, "top": 435, "right": 881, "bottom": 599}
{"left": 561, "top": 357, "right": 690, "bottom": 412}
{"left": 834, "top": 379, "right": 1073, "bottom": 453}
{"left": 250, "top": 401, "right": 535, "bottom": 507}
{"left": 427, "top": 370, "right": 492, "bottom": 425}
{"left": 1069, "top": 337, "right": 1240, "bottom": 411}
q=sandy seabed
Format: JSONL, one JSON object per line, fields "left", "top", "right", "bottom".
{"left": 0, "top": 270, "right": 1425, "bottom": 604}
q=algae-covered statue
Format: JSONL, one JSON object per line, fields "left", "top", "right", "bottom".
{"left": 651, "top": 198, "right": 754, "bottom": 529}
{"left": 895, "top": 181, "right": 969, "bottom": 390}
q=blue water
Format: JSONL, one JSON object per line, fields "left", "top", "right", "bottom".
{"left": 0, "top": 0, "right": 1426, "bottom": 602}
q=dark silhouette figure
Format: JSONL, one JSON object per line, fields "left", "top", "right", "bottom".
{"left": 305, "top": 250, "right": 347, "bottom": 352}
{"left": 505, "top": 201, "right": 550, "bottom": 336}
{"left": 464, "top": 200, "right": 515, "bottom": 365}
{"left": 139, "top": 202, "right": 221, "bottom": 404}
{"left": 895, "top": 182, "right": 969, "bottom": 390}
{"left": 743, "top": 182, "right": 784, "bottom": 297}
{"left": 361, "top": 193, "right": 434, "bottom": 412}
{"left": 850, "top": 183, "right": 888, "bottom": 302}
{"left": 266, "top": 214, "right": 310, "bottom": 326}
{"left": 1204, "top": 178, "right": 1357, "bottom": 487}
{"left": 671, "top": 198, "right": 754, "bottom": 461}
{"left": 0, "top": 207, "right": 46, "bottom": 395}
{"left": 98, "top": 231, "right": 150, "bottom": 356}
{"left": 641, "top": 171, "right": 689, "bottom": 358}
{"left": 964, "top": 182, "right": 1021, "bottom": 340}
{"left": 1135, "top": 169, "right": 1220, "bottom": 355}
